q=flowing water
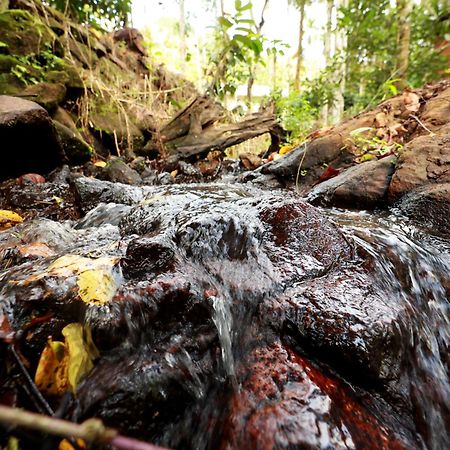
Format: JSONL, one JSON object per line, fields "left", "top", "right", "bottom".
{"left": 324, "top": 209, "right": 450, "bottom": 450}
{"left": 0, "top": 180, "right": 448, "bottom": 450}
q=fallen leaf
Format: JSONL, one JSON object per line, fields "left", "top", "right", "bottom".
{"left": 77, "top": 269, "right": 118, "bottom": 305}
{"left": 35, "top": 323, "right": 99, "bottom": 395}
{"left": 0, "top": 210, "right": 23, "bottom": 231}
{"left": 34, "top": 338, "right": 68, "bottom": 396}
{"left": 279, "top": 144, "right": 294, "bottom": 155}
{"left": 170, "top": 170, "right": 178, "bottom": 178}
{"left": 93, "top": 160, "right": 107, "bottom": 168}
{"left": 374, "top": 112, "right": 388, "bottom": 128}
{"left": 59, "top": 439, "right": 86, "bottom": 450}
{"left": 17, "top": 243, "right": 55, "bottom": 258}
{"left": 18, "top": 173, "right": 46, "bottom": 184}
{"left": 317, "top": 165, "right": 340, "bottom": 183}
{"left": 63, "top": 323, "right": 98, "bottom": 392}
{"left": 403, "top": 90, "right": 420, "bottom": 113}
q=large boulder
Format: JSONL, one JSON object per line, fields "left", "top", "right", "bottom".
{"left": 388, "top": 133, "right": 450, "bottom": 201}
{"left": 0, "top": 95, "right": 64, "bottom": 180}
{"left": 307, "top": 156, "right": 397, "bottom": 208}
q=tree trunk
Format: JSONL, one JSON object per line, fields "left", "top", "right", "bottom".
{"left": 320, "top": 0, "right": 334, "bottom": 125}
{"left": 293, "top": 2, "right": 305, "bottom": 91}
{"left": 179, "top": 0, "right": 187, "bottom": 74}
{"left": 246, "top": 0, "right": 270, "bottom": 108}
{"left": 395, "top": 0, "right": 412, "bottom": 90}
{"left": 330, "top": 0, "right": 348, "bottom": 124}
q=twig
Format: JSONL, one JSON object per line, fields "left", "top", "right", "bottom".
{"left": 0, "top": 405, "right": 170, "bottom": 450}
{"left": 10, "top": 346, "right": 54, "bottom": 416}
{"left": 410, "top": 114, "right": 435, "bottom": 135}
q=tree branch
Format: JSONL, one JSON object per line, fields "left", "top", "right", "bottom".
{"left": 0, "top": 405, "right": 170, "bottom": 450}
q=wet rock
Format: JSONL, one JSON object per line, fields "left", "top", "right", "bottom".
{"left": 388, "top": 133, "right": 450, "bottom": 201}
{"left": 239, "top": 152, "right": 263, "bottom": 170}
{"left": 397, "top": 183, "right": 450, "bottom": 234}
{"left": 221, "top": 342, "right": 414, "bottom": 450}
{"left": 0, "top": 95, "right": 64, "bottom": 180}
{"left": 0, "top": 178, "right": 80, "bottom": 221}
{"left": 308, "top": 156, "right": 397, "bottom": 209}
{"left": 101, "top": 158, "right": 142, "bottom": 185}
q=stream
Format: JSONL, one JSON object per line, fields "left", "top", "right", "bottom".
{"left": 0, "top": 178, "right": 448, "bottom": 450}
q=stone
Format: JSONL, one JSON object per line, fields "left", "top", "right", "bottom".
{"left": 22, "top": 82, "right": 66, "bottom": 112}
{"left": 388, "top": 134, "right": 450, "bottom": 201}
{"left": 239, "top": 152, "right": 263, "bottom": 170}
{"left": 90, "top": 110, "right": 145, "bottom": 158}
{"left": 397, "top": 183, "right": 450, "bottom": 234}
{"left": 0, "top": 9, "right": 55, "bottom": 56}
{"left": 101, "top": 158, "right": 142, "bottom": 185}
{"left": 54, "top": 120, "right": 92, "bottom": 165}
{"left": 307, "top": 156, "right": 397, "bottom": 208}
{"left": 0, "top": 95, "right": 64, "bottom": 180}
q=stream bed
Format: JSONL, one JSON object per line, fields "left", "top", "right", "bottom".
{"left": 0, "top": 177, "right": 448, "bottom": 450}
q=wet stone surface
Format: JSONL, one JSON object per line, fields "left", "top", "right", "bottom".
{"left": 0, "top": 177, "right": 448, "bottom": 449}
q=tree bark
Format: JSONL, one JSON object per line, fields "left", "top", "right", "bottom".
{"left": 395, "top": 0, "right": 412, "bottom": 90}
{"left": 320, "top": 0, "right": 334, "bottom": 125}
{"left": 293, "top": 2, "right": 305, "bottom": 91}
{"left": 246, "top": 0, "right": 270, "bottom": 108}
{"left": 330, "top": 0, "right": 348, "bottom": 123}
{"left": 179, "top": 0, "right": 187, "bottom": 74}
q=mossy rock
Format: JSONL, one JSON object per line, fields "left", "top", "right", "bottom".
{"left": 0, "top": 55, "right": 18, "bottom": 72}
{"left": 46, "top": 70, "right": 70, "bottom": 85}
{"left": 22, "top": 82, "right": 66, "bottom": 112}
{"left": 54, "top": 120, "right": 92, "bottom": 164}
{"left": 0, "top": 9, "right": 55, "bottom": 56}
{"left": 67, "top": 38, "right": 98, "bottom": 69}
{"left": 0, "top": 72, "right": 23, "bottom": 95}
{"left": 90, "top": 110, "right": 144, "bottom": 158}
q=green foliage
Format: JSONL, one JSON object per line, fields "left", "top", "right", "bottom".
{"left": 206, "top": 1, "right": 287, "bottom": 100}
{"left": 273, "top": 89, "right": 318, "bottom": 141}
{"left": 335, "top": 0, "right": 449, "bottom": 114}
{"left": 9, "top": 46, "right": 65, "bottom": 85}
{"left": 47, "top": 0, "right": 131, "bottom": 28}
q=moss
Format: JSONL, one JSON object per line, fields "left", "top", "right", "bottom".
{"left": 22, "top": 82, "right": 66, "bottom": 111}
{"left": 0, "top": 55, "right": 18, "bottom": 73}
{"left": 46, "top": 70, "right": 70, "bottom": 85}
{"left": 0, "top": 73, "right": 23, "bottom": 95}
{"left": 0, "top": 10, "right": 55, "bottom": 56}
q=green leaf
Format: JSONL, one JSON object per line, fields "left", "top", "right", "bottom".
{"left": 235, "top": 0, "right": 242, "bottom": 10}
{"left": 240, "top": 2, "right": 253, "bottom": 11}
{"left": 218, "top": 16, "right": 233, "bottom": 29}
{"left": 234, "top": 34, "right": 254, "bottom": 50}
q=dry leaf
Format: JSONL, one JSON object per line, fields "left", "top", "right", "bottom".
{"left": 59, "top": 438, "right": 87, "bottom": 450}
{"left": 403, "top": 91, "right": 420, "bottom": 113}
{"left": 374, "top": 112, "right": 388, "bottom": 128}
{"left": 17, "top": 243, "right": 55, "bottom": 258}
{"left": 35, "top": 339, "right": 69, "bottom": 396}
{"left": 93, "top": 160, "right": 107, "bottom": 167}
{"left": 0, "top": 210, "right": 23, "bottom": 231}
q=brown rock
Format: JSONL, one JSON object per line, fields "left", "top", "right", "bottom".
{"left": 0, "top": 95, "right": 64, "bottom": 180}
{"left": 308, "top": 156, "right": 397, "bottom": 208}
{"left": 388, "top": 134, "right": 450, "bottom": 201}
{"left": 397, "top": 183, "right": 450, "bottom": 234}
{"left": 239, "top": 152, "right": 263, "bottom": 170}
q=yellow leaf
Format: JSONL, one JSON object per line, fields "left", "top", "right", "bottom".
{"left": 35, "top": 324, "right": 99, "bottom": 395}
{"left": 170, "top": 170, "right": 178, "bottom": 178}
{"left": 0, "top": 210, "right": 23, "bottom": 231}
{"left": 279, "top": 144, "right": 293, "bottom": 155}
{"left": 35, "top": 338, "right": 69, "bottom": 396}
{"left": 93, "top": 160, "right": 106, "bottom": 168}
{"left": 63, "top": 323, "right": 97, "bottom": 392}
{"left": 77, "top": 269, "right": 118, "bottom": 304}
{"left": 59, "top": 438, "right": 86, "bottom": 450}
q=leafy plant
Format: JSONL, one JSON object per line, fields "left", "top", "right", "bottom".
{"left": 48, "top": 0, "right": 132, "bottom": 28}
